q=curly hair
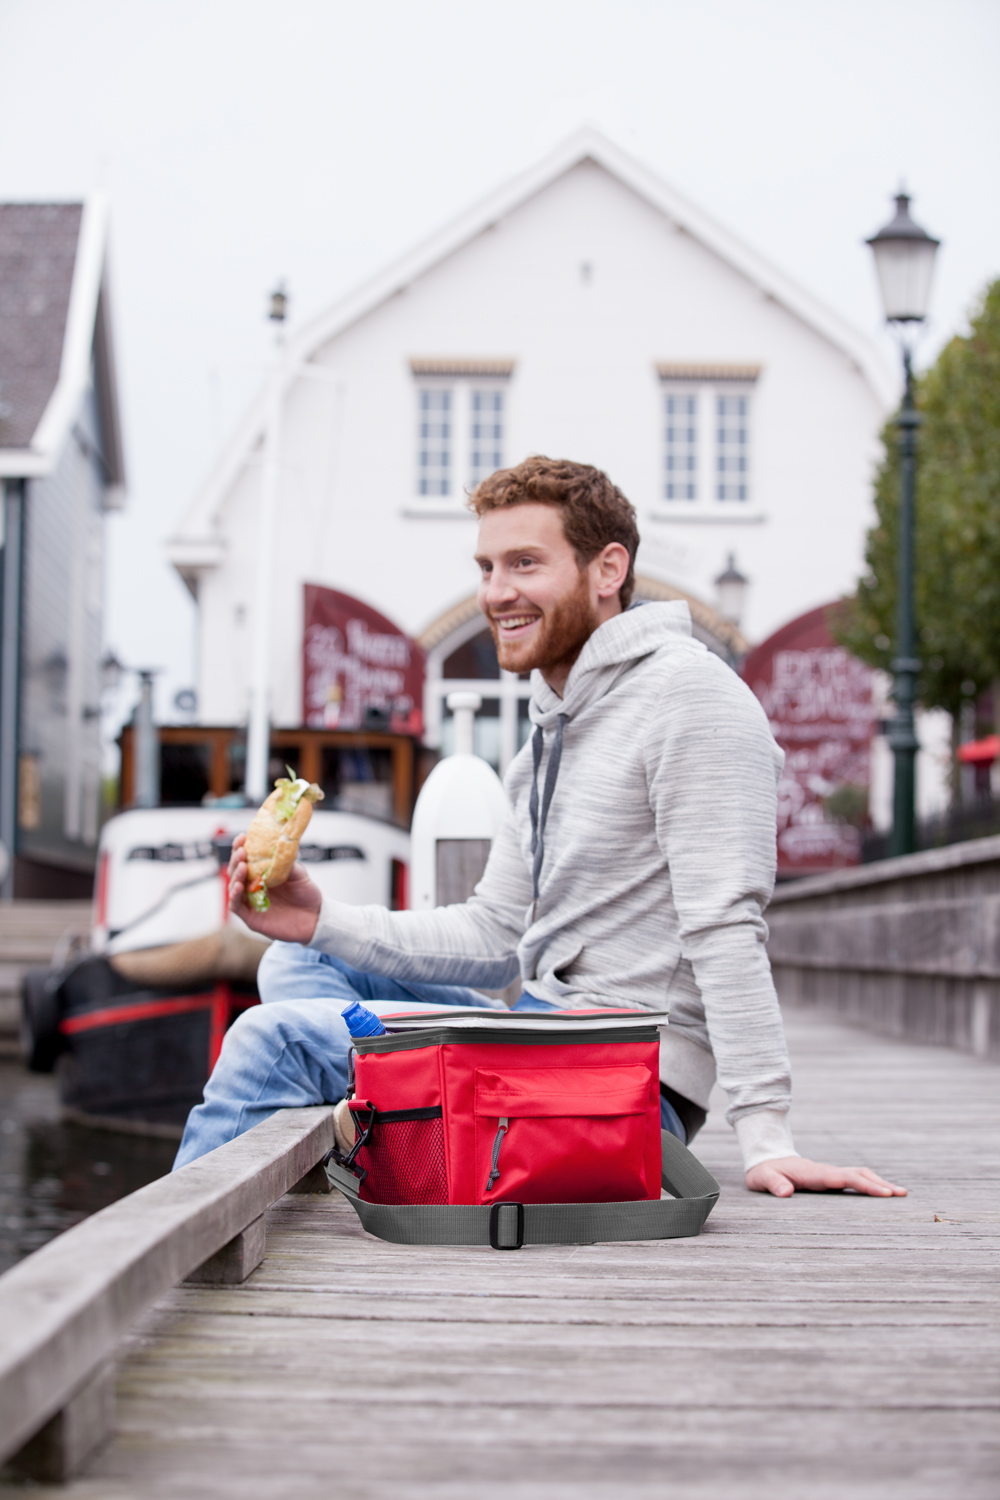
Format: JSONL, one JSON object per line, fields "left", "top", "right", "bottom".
{"left": 467, "top": 456, "right": 639, "bottom": 609}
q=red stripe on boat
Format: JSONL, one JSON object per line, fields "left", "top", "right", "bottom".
{"left": 208, "top": 983, "right": 231, "bottom": 1073}
{"left": 59, "top": 994, "right": 217, "bottom": 1035}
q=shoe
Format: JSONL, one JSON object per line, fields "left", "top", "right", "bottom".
{"left": 332, "top": 1097, "right": 357, "bottom": 1154}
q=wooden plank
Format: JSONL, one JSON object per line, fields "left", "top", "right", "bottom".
{"left": 0, "top": 1106, "right": 335, "bottom": 1465}
{"left": 2, "top": 1008, "right": 997, "bottom": 1499}
{"left": 166, "top": 1285, "right": 998, "bottom": 1326}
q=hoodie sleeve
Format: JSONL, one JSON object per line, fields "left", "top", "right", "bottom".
{"left": 643, "top": 649, "right": 798, "bottom": 1166}
{"left": 307, "top": 807, "right": 529, "bottom": 989}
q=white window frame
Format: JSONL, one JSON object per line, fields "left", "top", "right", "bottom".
{"left": 713, "top": 386, "right": 753, "bottom": 504}
{"left": 469, "top": 384, "right": 507, "bottom": 490}
{"left": 662, "top": 386, "right": 701, "bottom": 503}
{"left": 651, "top": 367, "right": 762, "bottom": 524}
{"left": 407, "top": 364, "right": 513, "bottom": 517}
{"left": 415, "top": 377, "right": 458, "bottom": 502}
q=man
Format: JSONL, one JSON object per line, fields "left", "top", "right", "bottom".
{"left": 175, "top": 456, "right": 904, "bottom": 1199}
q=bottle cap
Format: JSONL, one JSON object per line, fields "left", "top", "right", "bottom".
{"left": 341, "top": 1000, "right": 386, "bottom": 1038}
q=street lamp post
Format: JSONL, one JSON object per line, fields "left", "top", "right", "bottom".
{"left": 714, "top": 554, "right": 749, "bottom": 668}
{"left": 866, "top": 193, "right": 940, "bottom": 858}
{"left": 245, "top": 283, "right": 289, "bottom": 804}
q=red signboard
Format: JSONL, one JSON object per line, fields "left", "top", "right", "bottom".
{"left": 302, "top": 585, "right": 425, "bottom": 734}
{"left": 741, "top": 605, "right": 878, "bottom": 874}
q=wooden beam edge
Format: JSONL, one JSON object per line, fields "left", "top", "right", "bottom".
{"left": 0, "top": 1104, "right": 336, "bottom": 1465}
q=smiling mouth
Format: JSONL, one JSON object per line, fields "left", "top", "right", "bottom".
{"left": 492, "top": 614, "right": 541, "bottom": 636}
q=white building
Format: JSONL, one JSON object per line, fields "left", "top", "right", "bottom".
{"left": 168, "top": 129, "right": 895, "bottom": 777}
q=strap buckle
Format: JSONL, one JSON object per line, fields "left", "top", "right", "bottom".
{"left": 489, "top": 1200, "right": 524, "bottom": 1251}
{"left": 325, "top": 1100, "right": 375, "bottom": 1183}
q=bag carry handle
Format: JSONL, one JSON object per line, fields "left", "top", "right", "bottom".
{"left": 323, "top": 1131, "right": 720, "bottom": 1249}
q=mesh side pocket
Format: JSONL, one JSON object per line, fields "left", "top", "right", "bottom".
{"left": 354, "top": 1106, "right": 448, "bottom": 1205}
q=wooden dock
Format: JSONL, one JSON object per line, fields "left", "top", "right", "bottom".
{"left": 2, "top": 1005, "right": 998, "bottom": 1499}
{"left": 0, "top": 901, "right": 91, "bottom": 1056}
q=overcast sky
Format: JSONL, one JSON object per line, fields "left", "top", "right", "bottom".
{"left": 1, "top": 0, "right": 998, "bottom": 736}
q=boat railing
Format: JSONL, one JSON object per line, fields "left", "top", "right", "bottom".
{"left": 0, "top": 1104, "right": 336, "bottom": 1482}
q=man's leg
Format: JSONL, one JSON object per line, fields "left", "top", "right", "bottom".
{"left": 173, "top": 945, "right": 506, "bottom": 1169}
{"left": 257, "top": 940, "right": 504, "bottom": 1010}
{"left": 173, "top": 995, "right": 353, "bottom": 1169}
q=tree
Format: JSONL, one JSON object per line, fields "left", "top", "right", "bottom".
{"left": 836, "top": 279, "right": 1000, "bottom": 723}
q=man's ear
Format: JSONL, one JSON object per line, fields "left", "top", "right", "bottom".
{"left": 593, "top": 543, "right": 630, "bottom": 601}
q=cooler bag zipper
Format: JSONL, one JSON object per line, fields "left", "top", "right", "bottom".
{"left": 486, "top": 1117, "right": 509, "bottom": 1192}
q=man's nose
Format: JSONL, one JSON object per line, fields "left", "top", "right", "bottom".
{"left": 485, "top": 568, "right": 518, "bottom": 606}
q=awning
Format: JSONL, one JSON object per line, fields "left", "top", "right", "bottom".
{"left": 957, "top": 733, "right": 1000, "bottom": 765}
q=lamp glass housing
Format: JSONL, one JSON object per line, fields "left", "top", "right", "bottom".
{"left": 866, "top": 194, "right": 939, "bottom": 323}
{"left": 870, "top": 237, "right": 938, "bottom": 323}
{"left": 714, "top": 554, "right": 748, "bottom": 626}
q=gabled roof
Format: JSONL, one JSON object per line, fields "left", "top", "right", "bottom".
{"left": 170, "top": 127, "right": 894, "bottom": 557}
{"left": 0, "top": 197, "right": 125, "bottom": 502}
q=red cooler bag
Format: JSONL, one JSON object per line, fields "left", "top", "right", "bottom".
{"left": 324, "top": 1008, "right": 720, "bottom": 1250}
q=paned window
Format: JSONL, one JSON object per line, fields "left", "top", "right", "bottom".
{"left": 470, "top": 389, "right": 504, "bottom": 486}
{"left": 664, "top": 393, "right": 698, "bottom": 500}
{"left": 411, "top": 361, "right": 515, "bottom": 505}
{"left": 716, "top": 394, "right": 750, "bottom": 502}
{"left": 655, "top": 365, "right": 759, "bottom": 515}
{"left": 418, "top": 389, "right": 452, "bottom": 496}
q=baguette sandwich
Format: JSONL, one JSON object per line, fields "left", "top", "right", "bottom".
{"left": 244, "top": 768, "right": 324, "bottom": 912}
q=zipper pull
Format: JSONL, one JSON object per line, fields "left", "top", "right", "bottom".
{"left": 486, "top": 1117, "right": 509, "bottom": 1193}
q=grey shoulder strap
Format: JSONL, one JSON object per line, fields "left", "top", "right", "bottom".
{"left": 323, "top": 1131, "right": 720, "bottom": 1249}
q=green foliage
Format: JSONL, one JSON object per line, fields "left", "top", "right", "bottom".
{"left": 836, "top": 280, "right": 1000, "bottom": 719}
{"left": 822, "top": 782, "right": 869, "bottom": 830}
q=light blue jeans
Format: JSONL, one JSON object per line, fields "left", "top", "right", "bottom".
{"left": 172, "top": 941, "right": 685, "bottom": 1169}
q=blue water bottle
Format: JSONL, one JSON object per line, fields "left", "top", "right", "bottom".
{"left": 341, "top": 1001, "right": 387, "bottom": 1038}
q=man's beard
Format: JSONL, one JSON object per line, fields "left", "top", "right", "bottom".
{"left": 489, "top": 572, "right": 599, "bottom": 678}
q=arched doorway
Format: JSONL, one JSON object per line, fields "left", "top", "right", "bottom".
{"left": 417, "top": 579, "right": 748, "bottom": 775}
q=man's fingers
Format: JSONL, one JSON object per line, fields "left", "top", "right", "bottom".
{"left": 228, "top": 856, "right": 248, "bottom": 911}
{"left": 747, "top": 1163, "right": 795, "bottom": 1197}
{"left": 813, "top": 1166, "right": 904, "bottom": 1196}
{"left": 745, "top": 1157, "right": 908, "bottom": 1198}
{"left": 227, "top": 833, "right": 246, "bottom": 878}
{"left": 844, "top": 1167, "right": 907, "bottom": 1197}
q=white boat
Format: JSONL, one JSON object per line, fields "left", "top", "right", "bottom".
{"left": 21, "top": 806, "right": 410, "bottom": 1134}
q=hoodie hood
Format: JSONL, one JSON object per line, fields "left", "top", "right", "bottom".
{"left": 529, "top": 600, "right": 694, "bottom": 729}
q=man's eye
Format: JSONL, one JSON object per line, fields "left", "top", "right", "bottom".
{"left": 515, "top": 556, "right": 536, "bottom": 568}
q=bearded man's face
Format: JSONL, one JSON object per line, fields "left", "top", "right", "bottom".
{"left": 474, "top": 504, "right": 604, "bottom": 681}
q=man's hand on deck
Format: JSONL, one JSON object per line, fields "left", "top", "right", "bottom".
{"left": 227, "top": 832, "right": 321, "bottom": 944}
{"left": 745, "top": 1157, "right": 907, "bottom": 1198}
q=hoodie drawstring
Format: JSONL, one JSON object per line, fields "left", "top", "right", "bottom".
{"left": 529, "top": 713, "right": 567, "bottom": 917}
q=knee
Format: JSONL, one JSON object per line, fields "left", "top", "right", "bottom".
{"left": 227, "top": 997, "right": 307, "bottom": 1048}
{"left": 223, "top": 996, "right": 350, "bottom": 1059}
{"left": 256, "top": 940, "right": 318, "bottom": 1003}
{"left": 212, "top": 997, "right": 350, "bottom": 1102}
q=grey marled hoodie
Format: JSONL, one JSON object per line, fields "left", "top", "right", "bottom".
{"left": 310, "top": 602, "right": 798, "bottom": 1169}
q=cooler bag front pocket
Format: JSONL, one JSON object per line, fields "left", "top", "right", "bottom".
{"left": 349, "top": 1102, "right": 449, "bottom": 1205}
{"left": 474, "top": 1064, "right": 655, "bottom": 1205}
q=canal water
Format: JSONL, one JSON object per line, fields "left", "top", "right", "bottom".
{"left": 0, "top": 1061, "right": 178, "bottom": 1274}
